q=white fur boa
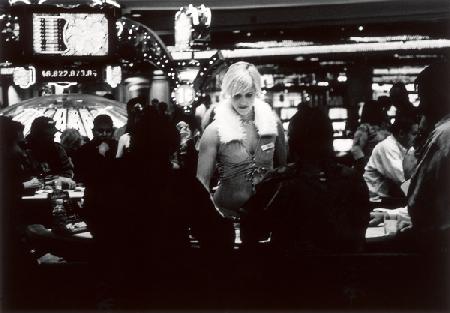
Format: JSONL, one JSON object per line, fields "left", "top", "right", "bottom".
{"left": 214, "top": 98, "right": 278, "bottom": 144}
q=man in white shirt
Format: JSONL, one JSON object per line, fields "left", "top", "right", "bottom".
{"left": 364, "top": 117, "right": 418, "bottom": 201}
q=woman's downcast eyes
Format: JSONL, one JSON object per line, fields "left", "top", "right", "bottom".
{"left": 233, "top": 92, "right": 254, "bottom": 100}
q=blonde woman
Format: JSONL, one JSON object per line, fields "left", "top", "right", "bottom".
{"left": 197, "top": 61, "right": 286, "bottom": 219}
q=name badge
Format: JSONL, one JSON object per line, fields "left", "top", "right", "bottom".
{"left": 261, "top": 142, "right": 274, "bottom": 151}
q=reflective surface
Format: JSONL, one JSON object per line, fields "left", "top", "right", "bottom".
{"left": 0, "top": 94, "right": 127, "bottom": 141}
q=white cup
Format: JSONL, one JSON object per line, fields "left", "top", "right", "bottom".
{"left": 384, "top": 213, "right": 399, "bottom": 234}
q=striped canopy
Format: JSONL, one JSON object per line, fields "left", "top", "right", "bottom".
{"left": 1, "top": 94, "right": 127, "bottom": 142}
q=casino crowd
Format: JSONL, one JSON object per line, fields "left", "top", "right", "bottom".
{"left": 1, "top": 60, "right": 449, "bottom": 310}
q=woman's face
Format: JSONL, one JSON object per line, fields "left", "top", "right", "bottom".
{"left": 230, "top": 89, "right": 256, "bottom": 116}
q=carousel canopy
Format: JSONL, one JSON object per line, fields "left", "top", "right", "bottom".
{"left": 0, "top": 94, "right": 127, "bottom": 142}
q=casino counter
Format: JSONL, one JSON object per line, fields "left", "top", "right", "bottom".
{"left": 5, "top": 186, "right": 448, "bottom": 311}
{"left": 9, "top": 236, "right": 450, "bottom": 311}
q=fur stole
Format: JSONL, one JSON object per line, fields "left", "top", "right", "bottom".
{"left": 214, "top": 98, "right": 278, "bottom": 144}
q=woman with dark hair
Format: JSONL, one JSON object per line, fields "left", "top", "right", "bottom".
{"left": 115, "top": 96, "right": 146, "bottom": 158}
{"left": 240, "top": 105, "right": 370, "bottom": 254}
{"left": 24, "top": 116, "right": 74, "bottom": 179}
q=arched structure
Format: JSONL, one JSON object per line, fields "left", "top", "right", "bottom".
{"left": 116, "top": 16, "right": 179, "bottom": 85}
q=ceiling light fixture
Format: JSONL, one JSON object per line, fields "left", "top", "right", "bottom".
{"left": 171, "top": 39, "right": 450, "bottom": 60}
{"left": 236, "top": 40, "right": 313, "bottom": 48}
{"left": 350, "top": 35, "right": 430, "bottom": 43}
{"left": 373, "top": 66, "right": 427, "bottom": 75}
{"left": 223, "top": 39, "right": 450, "bottom": 58}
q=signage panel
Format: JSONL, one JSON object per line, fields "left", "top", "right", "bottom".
{"left": 36, "top": 66, "right": 102, "bottom": 82}
{"left": 32, "top": 12, "right": 109, "bottom": 56}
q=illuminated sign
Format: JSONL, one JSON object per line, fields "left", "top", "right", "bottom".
{"left": 32, "top": 13, "right": 109, "bottom": 56}
{"left": 13, "top": 66, "right": 36, "bottom": 88}
{"left": 0, "top": 67, "right": 15, "bottom": 75}
{"left": 36, "top": 66, "right": 102, "bottom": 82}
{"left": 174, "top": 4, "right": 211, "bottom": 51}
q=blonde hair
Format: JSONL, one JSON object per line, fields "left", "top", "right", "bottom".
{"left": 221, "top": 61, "right": 261, "bottom": 99}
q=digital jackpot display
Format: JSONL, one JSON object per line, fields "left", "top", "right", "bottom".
{"left": 32, "top": 12, "right": 109, "bottom": 56}
{"left": 36, "top": 66, "right": 101, "bottom": 82}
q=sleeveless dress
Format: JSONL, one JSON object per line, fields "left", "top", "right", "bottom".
{"left": 213, "top": 133, "right": 277, "bottom": 218}
{"left": 211, "top": 99, "right": 279, "bottom": 218}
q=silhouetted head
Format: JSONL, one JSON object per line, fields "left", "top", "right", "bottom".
{"left": 158, "top": 102, "right": 168, "bottom": 115}
{"left": 390, "top": 82, "right": 409, "bottom": 104}
{"left": 29, "top": 116, "right": 58, "bottom": 145}
{"left": 0, "top": 116, "right": 24, "bottom": 147}
{"left": 288, "top": 105, "right": 334, "bottom": 162}
{"left": 151, "top": 98, "right": 160, "bottom": 106}
{"left": 360, "top": 100, "right": 387, "bottom": 126}
{"left": 103, "top": 93, "right": 115, "bottom": 101}
{"left": 377, "top": 95, "right": 391, "bottom": 112}
{"left": 129, "top": 106, "right": 180, "bottom": 167}
{"left": 126, "top": 96, "right": 146, "bottom": 131}
{"left": 390, "top": 82, "right": 418, "bottom": 120}
{"left": 415, "top": 60, "right": 450, "bottom": 124}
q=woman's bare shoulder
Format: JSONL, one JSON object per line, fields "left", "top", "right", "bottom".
{"left": 200, "top": 122, "right": 219, "bottom": 145}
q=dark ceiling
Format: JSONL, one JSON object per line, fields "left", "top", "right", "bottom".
{"left": 120, "top": 0, "right": 450, "bottom": 69}
{"left": 124, "top": 0, "right": 450, "bottom": 46}
{"left": 1, "top": 0, "right": 449, "bottom": 69}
